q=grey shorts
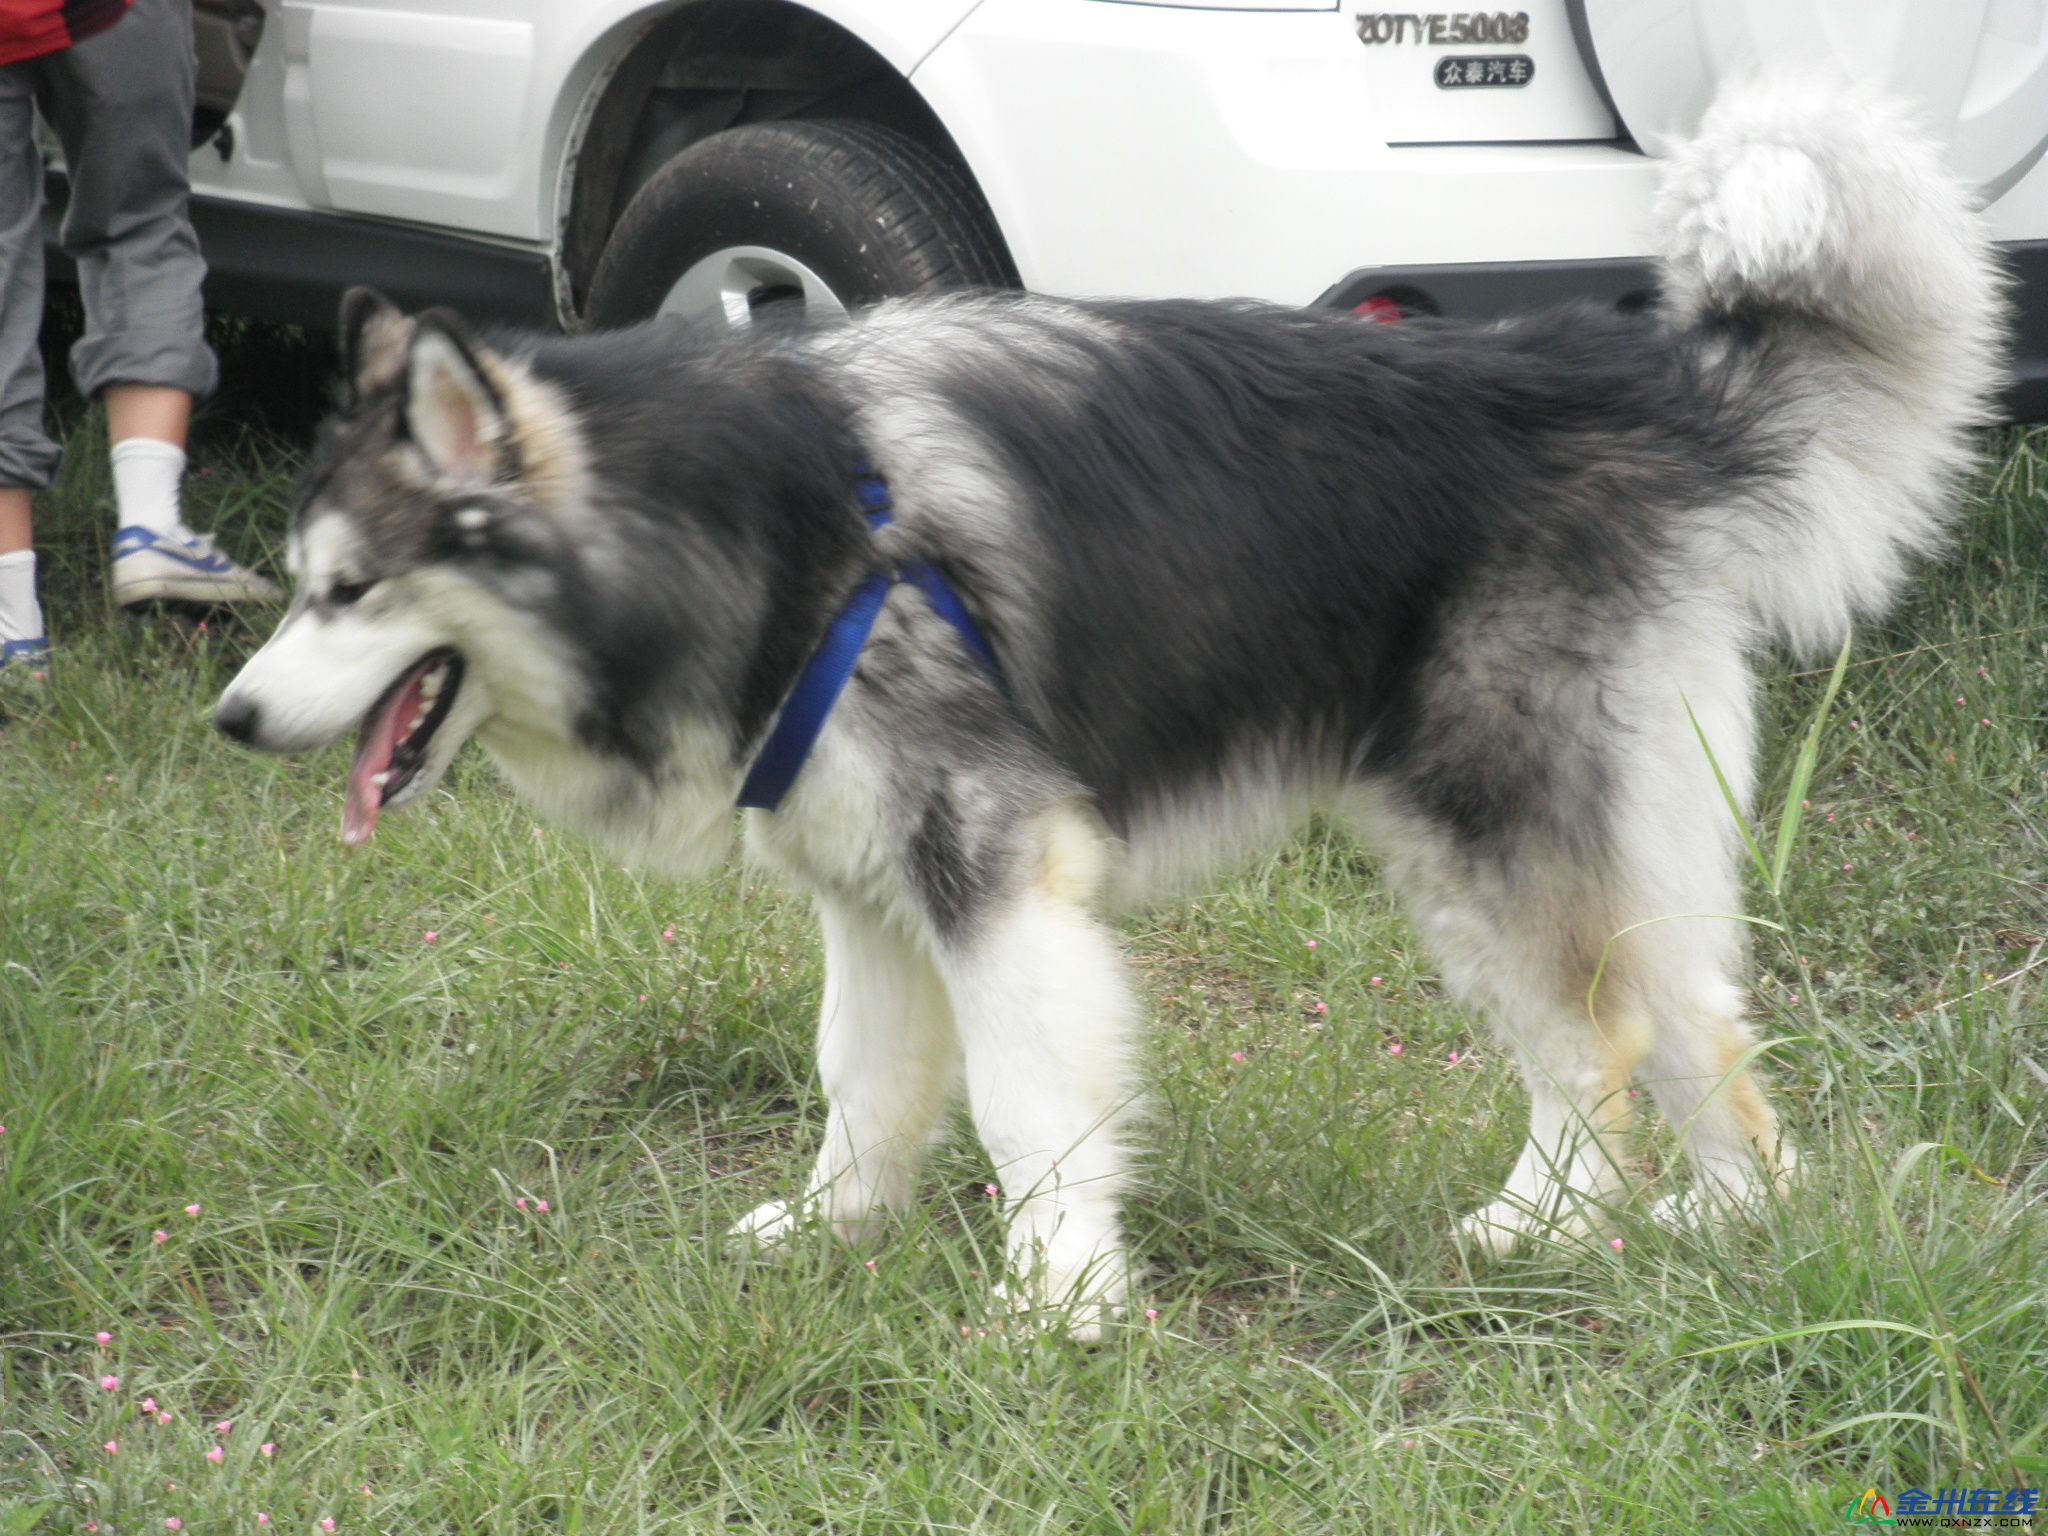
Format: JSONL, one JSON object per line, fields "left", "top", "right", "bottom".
{"left": 0, "top": 0, "right": 217, "bottom": 491}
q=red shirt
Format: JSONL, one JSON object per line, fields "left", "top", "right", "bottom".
{"left": 0, "top": 0, "right": 132, "bottom": 66}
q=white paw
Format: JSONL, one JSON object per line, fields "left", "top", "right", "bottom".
{"left": 1648, "top": 1169, "right": 1780, "bottom": 1234}
{"left": 990, "top": 1278, "right": 1111, "bottom": 1345}
{"left": 729, "top": 1198, "right": 807, "bottom": 1248}
{"left": 1457, "top": 1196, "right": 1601, "bottom": 1257}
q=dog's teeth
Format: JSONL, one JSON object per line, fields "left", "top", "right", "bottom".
{"left": 370, "top": 771, "right": 390, "bottom": 787}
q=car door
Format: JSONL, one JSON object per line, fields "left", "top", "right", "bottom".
{"left": 276, "top": 0, "right": 544, "bottom": 236}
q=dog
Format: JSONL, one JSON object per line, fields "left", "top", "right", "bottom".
{"left": 216, "top": 80, "right": 2003, "bottom": 1334}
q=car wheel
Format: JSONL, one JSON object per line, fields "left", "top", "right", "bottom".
{"left": 584, "top": 119, "right": 1014, "bottom": 331}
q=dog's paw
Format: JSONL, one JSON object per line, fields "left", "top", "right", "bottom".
{"left": 1457, "top": 1196, "right": 1602, "bottom": 1258}
{"left": 990, "top": 1278, "right": 1111, "bottom": 1346}
{"left": 729, "top": 1198, "right": 807, "bottom": 1249}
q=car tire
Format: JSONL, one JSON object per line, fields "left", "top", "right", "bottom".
{"left": 584, "top": 119, "right": 1015, "bottom": 331}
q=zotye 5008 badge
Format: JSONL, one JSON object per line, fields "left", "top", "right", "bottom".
{"left": 1355, "top": 12, "right": 1529, "bottom": 45}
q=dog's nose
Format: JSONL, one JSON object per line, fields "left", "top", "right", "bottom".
{"left": 214, "top": 695, "right": 261, "bottom": 745}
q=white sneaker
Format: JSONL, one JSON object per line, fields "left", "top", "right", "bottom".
{"left": 111, "top": 525, "right": 282, "bottom": 606}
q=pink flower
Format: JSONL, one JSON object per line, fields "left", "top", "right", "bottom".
{"left": 96, "top": 1330, "right": 112, "bottom": 1346}
{"left": 1311, "top": 1001, "right": 1327, "bottom": 1016}
{"left": 514, "top": 1197, "right": 527, "bottom": 1211}
{"left": 535, "top": 1199, "right": 549, "bottom": 1214}
{"left": 1609, "top": 1237, "right": 1625, "bottom": 1252}
{"left": 359, "top": 1485, "right": 371, "bottom": 1497}
{"left": 1304, "top": 939, "right": 1317, "bottom": 951}
{"left": 863, "top": 1258, "right": 877, "bottom": 1272}
{"left": 184, "top": 1203, "right": 201, "bottom": 1218}
{"left": 960, "top": 1324, "right": 971, "bottom": 1337}
{"left": 142, "top": 1397, "right": 158, "bottom": 1414}
{"left": 423, "top": 930, "right": 438, "bottom": 944}
{"left": 1144, "top": 1308, "right": 1159, "bottom": 1321}
{"left": 984, "top": 1183, "right": 1000, "bottom": 1198}
{"left": 166, "top": 1522, "right": 183, "bottom": 1532}
{"left": 99, "top": 1374, "right": 120, "bottom": 1391}
{"left": 1229, "top": 1051, "right": 1245, "bottom": 1063}
{"left": 259, "top": 1442, "right": 274, "bottom": 1457}
{"left": 1368, "top": 976, "right": 1383, "bottom": 987}
{"left": 1447, "top": 1050, "right": 1460, "bottom": 1065}
{"left": 1955, "top": 696, "right": 1966, "bottom": 706}
{"left": 1387, "top": 1042, "right": 1403, "bottom": 1057}
{"left": 153, "top": 1230, "right": 168, "bottom": 1244}
{"left": 1842, "top": 863, "right": 1853, "bottom": 873}
{"left": 104, "top": 1440, "right": 119, "bottom": 1455}
{"left": 159, "top": 1412, "right": 173, "bottom": 1425}
{"left": 258, "top": 1516, "right": 270, "bottom": 1527}
{"left": 216, "top": 1420, "right": 232, "bottom": 1435}
{"left": 661, "top": 926, "right": 676, "bottom": 942}
{"left": 1980, "top": 717, "right": 1991, "bottom": 727}
{"left": 321, "top": 1519, "right": 337, "bottom": 1533}
{"left": 207, "top": 1445, "right": 224, "bottom": 1464}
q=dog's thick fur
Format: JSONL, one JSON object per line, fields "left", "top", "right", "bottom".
{"left": 219, "top": 82, "right": 2004, "bottom": 1332}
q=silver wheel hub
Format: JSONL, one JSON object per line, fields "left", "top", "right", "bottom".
{"left": 657, "top": 245, "right": 849, "bottom": 331}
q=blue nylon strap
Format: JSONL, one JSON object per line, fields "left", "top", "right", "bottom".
{"left": 736, "top": 465, "right": 1002, "bottom": 812}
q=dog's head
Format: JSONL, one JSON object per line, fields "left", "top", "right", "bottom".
{"left": 215, "top": 289, "right": 594, "bottom": 844}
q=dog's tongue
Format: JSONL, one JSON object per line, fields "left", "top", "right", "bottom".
{"left": 343, "top": 669, "right": 425, "bottom": 846}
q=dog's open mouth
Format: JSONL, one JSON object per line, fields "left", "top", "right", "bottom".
{"left": 343, "top": 649, "right": 465, "bottom": 845}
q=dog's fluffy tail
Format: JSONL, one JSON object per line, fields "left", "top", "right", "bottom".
{"left": 1656, "top": 78, "right": 2007, "bottom": 657}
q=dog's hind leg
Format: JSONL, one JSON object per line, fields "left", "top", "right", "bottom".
{"left": 1607, "top": 624, "right": 1795, "bottom": 1225}
{"left": 1636, "top": 956, "right": 1797, "bottom": 1225}
{"left": 732, "top": 898, "right": 959, "bottom": 1248}
{"left": 1375, "top": 815, "right": 1650, "bottom": 1255}
{"left": 931, "top": 804, "right": 1140, "bottom": 1339}
{"left": 1450, "top": 945, "right": 1650, "bottom": 1255}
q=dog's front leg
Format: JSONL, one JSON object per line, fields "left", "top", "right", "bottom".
{"left": 732, "top": 899, "right": 959, "bottom": 1247}
{"left": 935, "top": 883, "right": 1141, "bottom": 1342}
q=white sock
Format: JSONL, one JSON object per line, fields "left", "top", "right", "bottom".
{"left": 0, "top": 548, "right": 44, "bottom": 643}
{"left": 110, "top": 438, "right": 192, "bottom": 540}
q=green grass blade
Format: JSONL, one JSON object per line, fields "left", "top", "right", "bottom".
{"left": 1684, "top": 694, "right": 1772, "bottom": 889}
{"left": 1769, "top": 630, "right": 1854, "bottom": 893}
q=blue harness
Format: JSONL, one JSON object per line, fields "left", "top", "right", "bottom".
{"left": 737, "top": 463, "right": 1002, "bottom": 812}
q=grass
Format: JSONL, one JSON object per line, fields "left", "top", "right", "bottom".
{"left": 1, "top": 404, "right": 2044, "bottom": 1533}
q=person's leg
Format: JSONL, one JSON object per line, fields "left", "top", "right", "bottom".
{"left": 107, "top": 384, "right": 196, "bottom": 542}
{"left": 106, "top": 383, "right": 192, "bottom": 447}
{"left": 41, "top": 0, "right": 276, "bottom": 605}
{"left": 0, "top": 65, "right": 57, "bottom": 658}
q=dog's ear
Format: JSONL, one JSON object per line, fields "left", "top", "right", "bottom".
{"left": 337, "top": 287, "right": 413, "bottom": 406}
{"left": 403, "top": 311, "right": 512, "bottom": 487}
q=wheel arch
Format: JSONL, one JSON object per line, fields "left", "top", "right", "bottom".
{"left": 545, "top": 0, "right": 1012, "bottom": 328}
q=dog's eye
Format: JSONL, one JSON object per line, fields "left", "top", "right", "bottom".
{"left": 328, "top": 578, "right": 373, "bottom": 607}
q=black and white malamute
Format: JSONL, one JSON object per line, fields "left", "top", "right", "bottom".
{"left": 217, "top": 82, "right": 2004, "bottom": 1334}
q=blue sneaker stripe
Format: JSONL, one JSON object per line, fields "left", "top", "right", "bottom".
{"left": 111, "top": 526, "right": 235, "bottom": 574}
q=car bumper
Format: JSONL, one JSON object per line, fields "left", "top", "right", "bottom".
{"left": 1315, "top": 239, "right": 2048, "bottom": 424}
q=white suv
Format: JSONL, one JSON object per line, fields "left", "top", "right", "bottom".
{"left": 160, "top": 0, "right": 2048, "bottom": 414}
